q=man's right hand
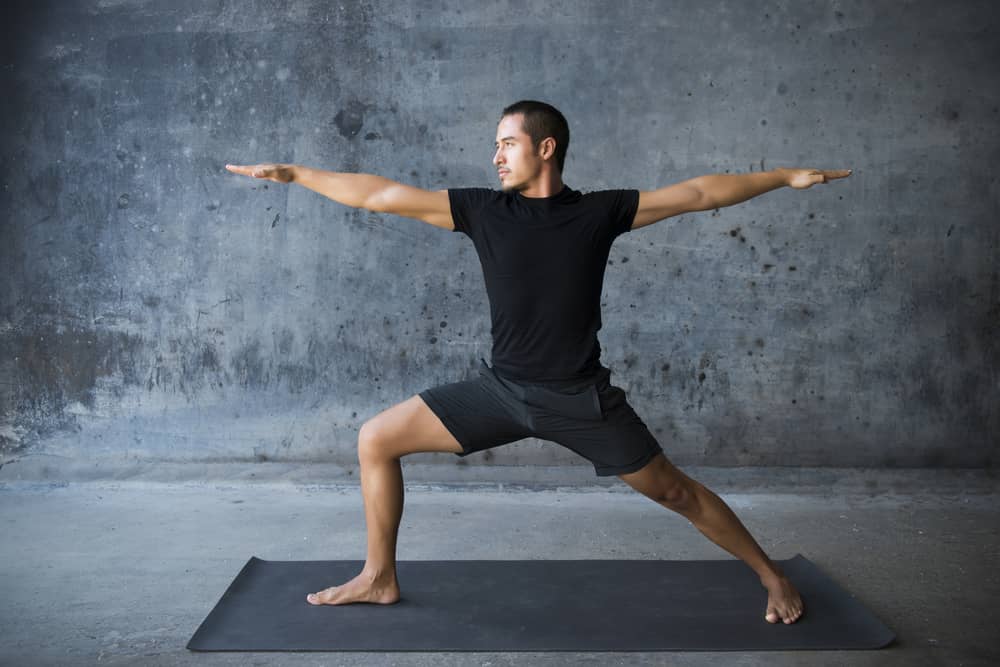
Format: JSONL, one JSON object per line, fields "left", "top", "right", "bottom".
{"left": 225, "top": 163, "right": 296, "bottom": 184}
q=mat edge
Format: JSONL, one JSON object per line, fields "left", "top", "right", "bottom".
{"left": 186, "top": 556, "right": 265, "bottom": 650}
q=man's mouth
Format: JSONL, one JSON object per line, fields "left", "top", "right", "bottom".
{"left": 498, "top": 170, "right": 509, "bottom": 177}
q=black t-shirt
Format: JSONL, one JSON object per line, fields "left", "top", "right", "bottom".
{"left": 448, "top": 185, "right": 639, "bottom": 385}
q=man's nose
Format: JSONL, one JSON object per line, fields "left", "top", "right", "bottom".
{"left": 493, "top": 148, "right": 503, "bottom": 165}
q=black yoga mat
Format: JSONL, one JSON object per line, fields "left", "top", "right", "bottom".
{"left": 188, "top": 555, "right": 894, "bottom": 652}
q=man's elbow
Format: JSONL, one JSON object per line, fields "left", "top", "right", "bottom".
{"left": 363, "top": 188, "right": 393, "bottom": 213}
{"left": 695, "top": 190, "right": 718, "bottom": 212}
{"left": 684, "top": 179, "right": 716, "bottom": 213}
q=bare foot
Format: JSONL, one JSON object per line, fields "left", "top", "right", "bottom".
{"left": 306, "top": 570, "right": 400, "bottom": 606}
{"left": 762, "top": 573, "right": 804, "bottom": 624}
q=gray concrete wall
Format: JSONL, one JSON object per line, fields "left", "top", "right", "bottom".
{"left": 2, "top": 0, "right": 998, "bottom": 478}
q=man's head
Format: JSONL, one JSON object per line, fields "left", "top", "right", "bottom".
{"left": 493, "top": 100, "right": 570, "bottom": 192}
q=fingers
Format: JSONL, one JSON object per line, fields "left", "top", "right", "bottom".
{"left": 808, "top": 169, "right": 852, "bottom": 185}
{"left": 225, "top": 164, "right": 261, "bottom": 177}
{"left": 225, "top": 163, "right": 276, "bottom": 179}
{"left": 821, "top": 168, "right": 852, "bottom": 181}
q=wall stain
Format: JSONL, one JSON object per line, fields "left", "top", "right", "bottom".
{"left": 2, "top": 327, "right": 144, "bottom": 454}
{"left": 334, "top": 100, "right": 370, "bottom": 138}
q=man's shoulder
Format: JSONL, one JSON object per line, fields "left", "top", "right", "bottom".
{"left": 576, "top": 188, "right": 640, "bottom": 213}
{"left": 448, "top": 187, "right": 503, "bottom": 197}
{"left": 579, "top": 187, "right": 638, "bottom": 198}
{"left": 448, "top": 187, "right": 506, "bottom": 208}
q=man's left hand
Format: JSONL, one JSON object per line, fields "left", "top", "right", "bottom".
{"left": 778, "top": 167, "right": 852, "bottom": 189}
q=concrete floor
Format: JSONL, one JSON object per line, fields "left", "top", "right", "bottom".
{"left": 1, "top": 467, "right": 998, "bottom": 666}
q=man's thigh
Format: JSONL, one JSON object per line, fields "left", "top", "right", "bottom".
{"left": 418, "top": 375, "right": 534, "bottom": 457}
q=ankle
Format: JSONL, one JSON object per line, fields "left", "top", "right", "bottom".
{"left": 757, "top": 562, "right": 785, "bottom": 586}
{"left": 361, "top": 565, "right": 397, "bottom": 584}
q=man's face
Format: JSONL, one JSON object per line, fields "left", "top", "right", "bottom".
{"left": 493, "top": 113, "right": 541, "bottom": 192}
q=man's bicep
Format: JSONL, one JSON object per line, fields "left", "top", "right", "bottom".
{"left": 418, "top": 189, "right": 455, "bottom": 230}
{"left": 369, "top": 184, "right": 454, "bottom": 230}
{"left": 632, "top": 181, "right": 708, "bottom": 230}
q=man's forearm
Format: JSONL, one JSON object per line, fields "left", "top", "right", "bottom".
{"left": 692, "top": 169, "right": 789, "bottom": 210}
{"left": 291, "top": 166, "right": 397, "bottom": 210}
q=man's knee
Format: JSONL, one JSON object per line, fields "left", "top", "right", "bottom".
{"left": 622, "top": 457, "right": 697, "bottom": 512}
{"left": 357, "top": 418, "right": 391, "bottom": 464}
{"left": 654, "top": 477, "right": 695, "bottom": 511}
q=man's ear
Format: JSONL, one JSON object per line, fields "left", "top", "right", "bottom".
{"left": 539, "top": 137, "right": 556, "bottom": 162}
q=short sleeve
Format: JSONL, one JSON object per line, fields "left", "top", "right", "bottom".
{"left": 447, "top": 188, "right": 496, "bottom": 236}
{"left": 613, "top": 189, "right": 640, "bottom": 237}
{"left": 589, "top": 189, "right": 640, "bottom": 239}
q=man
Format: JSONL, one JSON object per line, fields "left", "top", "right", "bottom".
{"left": 226, "top": 100, "right": 850, "bottom": 625}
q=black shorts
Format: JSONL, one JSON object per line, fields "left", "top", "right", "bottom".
{"left": 418, "top": 359, "right": 663, "bottom": 476}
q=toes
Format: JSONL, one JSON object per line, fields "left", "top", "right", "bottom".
{"left": 766, "top": 605, "right": 804, "bottom": 624}
{"left": 777, "top": 606, "right": 804, "bottom": 624}
{"left": 306, "top": 587, "right": 335, "bottom": 605}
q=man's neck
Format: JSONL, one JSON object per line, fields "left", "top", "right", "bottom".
{"left": 517, "top": 172, "right": 564, "bottom": 199}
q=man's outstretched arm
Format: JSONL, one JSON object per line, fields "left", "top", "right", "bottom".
{"left": 225, "top": 163, "right": 454, "bottom": 230}
{"left": 631, "top": 167, "right": 852, "bottom": 230}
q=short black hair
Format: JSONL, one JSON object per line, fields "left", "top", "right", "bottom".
{"left": 501, "top": 100, "right": 570, "bottom": 173}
